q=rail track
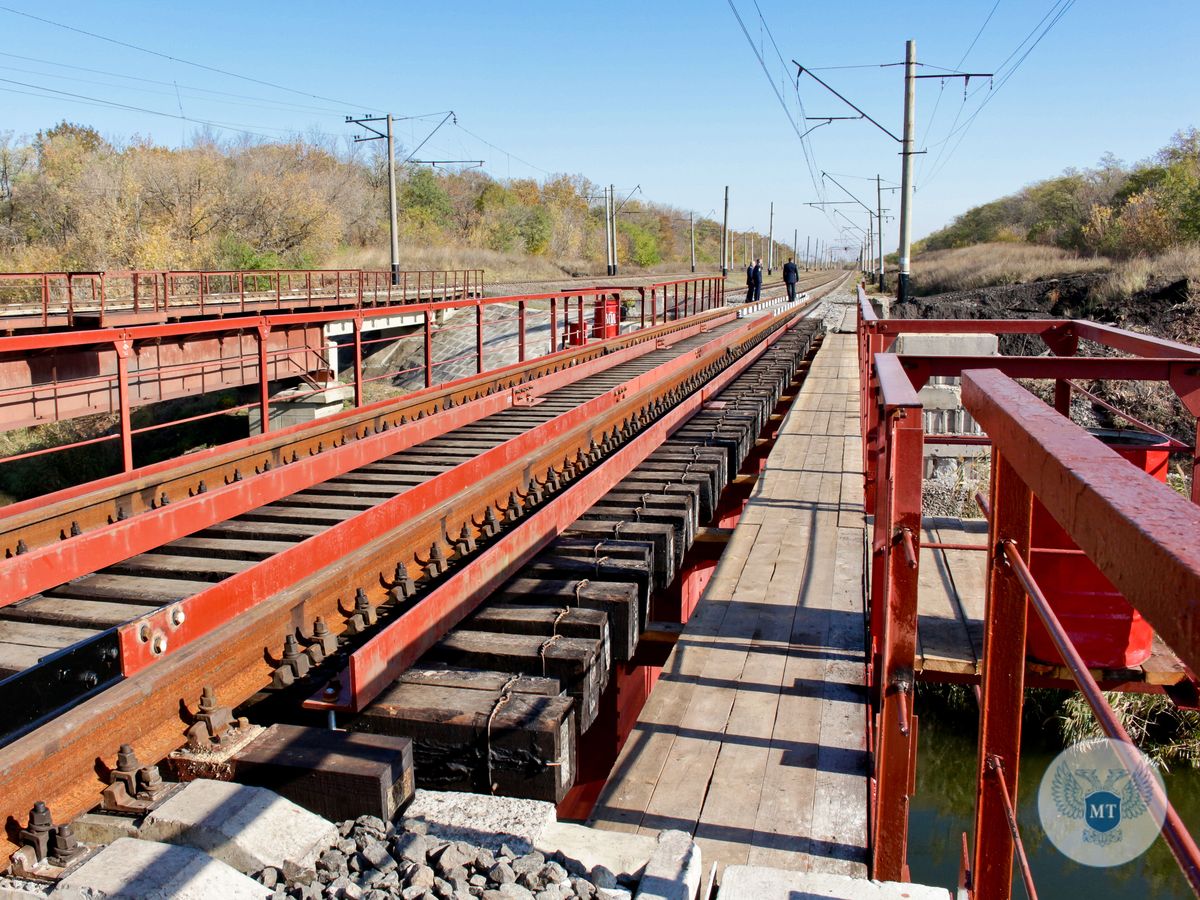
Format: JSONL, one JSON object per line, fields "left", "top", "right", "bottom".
{"left": 0, "top": 271, "right": 848, "bottom": 871}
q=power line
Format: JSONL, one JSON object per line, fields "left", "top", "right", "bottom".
{"left": 453, "top": 123, "right": 552, "bottom": 176}
{"left": 957, "top": 0, "right": 1003, "bottom": 68}
{"left": 726, "top": 0, "right": 828, "bottom": 216}
{"left": 0, "top": 4, "right": 374, "bottom": 111}
{"left": 0, "top": 50, "right": 349, "bottom": 116}
{"left": 920, "top": 0, "right": 1076, "bottom": 188}
{"left": 0, "top": 76, "right": 284, "bottom": 140}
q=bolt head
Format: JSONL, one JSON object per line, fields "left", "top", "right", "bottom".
{"left": 150, "top": 633, "right": 168, "bottom": 655}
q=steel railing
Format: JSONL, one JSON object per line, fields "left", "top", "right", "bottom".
{"left": 856, "top": 282, "right": 1200, "bottom": 897}
{"left": 0, "top": 276, "right": 727, "bottom": 476}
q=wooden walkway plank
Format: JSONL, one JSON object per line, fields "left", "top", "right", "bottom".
{"left": 591, "top": 330, "right": 869, "bottom": 878}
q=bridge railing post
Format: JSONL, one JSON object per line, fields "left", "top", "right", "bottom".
{"left": 970, "top": 449, "right": 1031, "bottom": 900}
{"left": 353, "top": 317, "right": 363, "bottom": 408}
{"left": 866, "top": 354, "right": 923, "bottom": 882}
{"left": 114, "top": 338, "right": 134, "bottom": 472}
{"left": 476, "top": 301, "right": 485, "bottom": 374}
{"left": 871, "top": 400, "right": 923, "bottom": 881}
{"left": 424, "top": 309, "right": 433, "bottom": 389}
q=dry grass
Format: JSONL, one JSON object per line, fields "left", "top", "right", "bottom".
{"left": 912, "top": 242, "right": 1111, "bottom": 295}
{"left": 1093, "top": 242, "right": 1200, "bottom": 302}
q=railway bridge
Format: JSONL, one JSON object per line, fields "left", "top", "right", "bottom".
{"left": 0, "top": 269, "right": 1197, "bottom": 900}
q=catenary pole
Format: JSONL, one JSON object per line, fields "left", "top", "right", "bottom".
{"left": 877, "top": 174, "right": 886, "bottom": 291}
{"left": 897, "top": 39, "right": 916, "bottom": 301}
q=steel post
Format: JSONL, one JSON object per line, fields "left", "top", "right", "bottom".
{"left": 353, "top": 318, "right": 363, "bottom": 408}
{"left": 872, "top": 405, "right": 923, "bottom": 880}
{"left": 971, "top": 451, "right": 1032, "bottom": 900}
{"left": 115, "top": 340, "right": 133, "bottom": 473}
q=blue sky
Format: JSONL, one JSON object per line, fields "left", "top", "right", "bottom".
{"left": 1, "top": 1, "right": 1197, "bottom": 258}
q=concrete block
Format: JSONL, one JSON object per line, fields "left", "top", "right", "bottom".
{"left": 69, "top": 811, "right": 141, "bottom": 845}
{"left": 0, "top": 875, "right": 51, "bottom": 900}
{"left": 403, "top": 789, "right": 557, "bottom": 854}
{"left": 635, "top": 830, "right": 701, "bottom": 900}
{"left": 894, "top": 332, "right": 997, "bottom": 358}
{"left": 717, "top": 865, "right": 950, "bottom": 900}
{"left": 916, "top": 384, "right": 961, "bottom": 411}
{"left": 139, "top": 778, "right": 336, "bottom": 880}
{"left": 535, "top": 822, "right": 656, "bottom": 881}
{"left": 50, "top": 837, "right": 269, "bottom": 899}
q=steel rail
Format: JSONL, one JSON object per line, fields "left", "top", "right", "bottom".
{"left": 116, "top": 306, "right": 785, "bottom": 674}
{"left": 0, "top": 291, "right": 825, "bottom": 867}
{"left": 0, "top": 298, "right": 742, "bottom": 559}
{"left": 308, "top": 297, "right": 810, "bottom": 714}
{"left": 0, "top": 310, "right": 733, "bottom": 612}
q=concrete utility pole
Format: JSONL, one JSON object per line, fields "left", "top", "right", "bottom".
{"left": 805, "top": 236, "right": 811, "bottom": 271}
{"left": 603, "top": 187, "right": 614, "bottom": 276}
{"left": 385, "top": 115, "right": 399, "bottom": 285}
{"left": 346, "top": 113, "right": 401, "bottom": 284}
{"left": 721, "top": 186, "right": 729, "bottom": 276}
{"left": 767, "top": 203, "right": 774, "bottom": 274}
{"left": 609, "top": 184, "right": 619, "bottom": 276}
{"left": 793, "top": 229, "right": 798, "bottom": 264}
{"left": 877, "top": 175, "right": 886, "bottom": 292}
{"left": 689, "top": 211, "right": 696, "bottom": 273}
{"left": 897, "top": 39, "right": 916, "bottom": 302}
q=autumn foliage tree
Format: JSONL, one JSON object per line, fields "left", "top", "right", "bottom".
{"left": 0, "top": 122, "right": 724, "bottom": 275}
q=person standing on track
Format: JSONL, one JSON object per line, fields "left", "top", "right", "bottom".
{"left": 783, "top": 257, "right": 799, "bottom": 302}
{"left": 748, "top": 257, "right": 762, "bottom": 304}
{"left": 745, "top": 261, "right": 755, "bottom": 303}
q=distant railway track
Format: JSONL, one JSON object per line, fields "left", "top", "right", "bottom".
{"left": 0, "top": 272, "right": 849, "bottom": 869}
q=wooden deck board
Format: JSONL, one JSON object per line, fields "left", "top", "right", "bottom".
{"left": 590, "top": 331, "right": 869, "bottom": 878}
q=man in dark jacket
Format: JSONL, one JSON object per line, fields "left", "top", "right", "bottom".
{"left": 748, "top": 258, "right": 762, "bottom": 304}
{"left": 783, "top": 258, "right": 799, "bottom": 301}
{"left": 744, "top": 262, "right": 755, "bottom": 303}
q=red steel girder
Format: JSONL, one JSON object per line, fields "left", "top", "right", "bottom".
{"left": 0, "top": 304, "right": 796, "bottom": 869}
{"left": 0, "top": 305, "right": 738, "bottom": 560}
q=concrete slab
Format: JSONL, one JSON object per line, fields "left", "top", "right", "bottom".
{"left": 535, "top": 822, "right": 657, "bottom": 881}
{"left": 403, "top": 789, "right": 557, "bottom": 854}
{"left": 139, "top": 778, "right": 336, "bottom": 880}
{"left": 894, "top": 333, "right": 998, "bottom": 357}
{"left": 717, "top": 865, "right": 950, "bottom": 900}
{"left": 50, "top": 837, "right": 269, "bottom": 900}
{"left": 635, "top": 830, "right": 701, "bottom": 900}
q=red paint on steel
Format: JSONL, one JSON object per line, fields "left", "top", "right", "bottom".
{"left": 970, "top": 452, "right": 1033, "bottom": 900}
{"left": 118, "top": 309, "right": 757, "bottom": 673}
{"left": 309, "top": 306, "right": 800, "bottom": 714}
{"left": 961, "top": 369, "right": 1200, "bottom": 674}
{"left": 868, "top": 352, "right": 923, "bottom": 881}
{"left": 1002, "top": 540, "right": 1200, "bottom": 894}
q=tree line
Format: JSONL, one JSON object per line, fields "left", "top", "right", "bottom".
{"left": 918, "top": 129, "right": 1200, "bottom": 259}
{"left": 0, "top": 122, "right": 734, "bottom": 274}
